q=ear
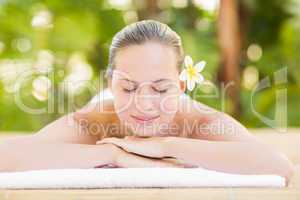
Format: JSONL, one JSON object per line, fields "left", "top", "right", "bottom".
{"left": 107, "top": 76, "right": 112, "bottom": 90}
{"left": 179, "top": 80, "right": 186, "bottom": 94}
{"left": 108, "top": 79, "right": 112, "bottom": 90}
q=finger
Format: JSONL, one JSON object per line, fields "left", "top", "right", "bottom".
{"left": 124, "top": 136, "right": 133, "bottom": 141}
{"left": 124, "top": 136, "right": 150, "bottom": 141}
{"left": 97, "top": 138, "right": 134, "bottom": 153}
{"left": 153, "top": 160, "right": 185, "bottom": 168}
{"left": 123, "top": 137, "right": 166, "bottom": 158}
{"left": 98, "top": 137, "right": 164, "bottom": 158}
{"left": 115, "top": 151, "right": 183, "bottom": 168}
{"left": 96, "top": 138, "right": 121, "bottom": 145}
{"left": 96, "top": 137, "right": 116, "bottom": 143}
{"left": 124, "top": 136, "right": 141, "bottom": 141}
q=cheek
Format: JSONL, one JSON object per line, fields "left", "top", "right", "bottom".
{"left": 114, "top": 92, "right": 134, "bottom": 122}
{"left": 112, "top": 85, "right": 132, "bottom": 108}
{"left": 112, "top": 90, "right": 132, "bottom": 115}
{"left": 114, "top": 97, "right": 133, "bottom": 116}
{"left": 159, "top": 94, "right": 179, "bottom": 115}
{"left": 114, "top": 100, "right": 134, "bottom": 126}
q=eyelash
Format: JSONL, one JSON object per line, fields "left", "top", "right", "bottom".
{"left": 123, "top": 88, "right": 135, "bottom": 93}
{"left": 122, "top": 88, "right": 168, "bottom": 93}
{"left": 153, "top": 88, "right": 168, "bottom": 93}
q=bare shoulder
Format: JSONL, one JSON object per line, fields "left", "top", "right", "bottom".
{"left": 73, "top": 99, "right": 124, "bottom": 139}
{"left": 177, "top": 97, "right": 220, "bottom": 125}
{"left": 31, "top": 99, "right": 119, "bottom": 145}
{"left": 74, "top": 99, "right": 118, "bottom": 124}
{"left": 176, "top": 97, "right": 256, "bottom": 141}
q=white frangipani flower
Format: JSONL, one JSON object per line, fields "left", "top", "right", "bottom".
{"left": 179, "top": 55, "right": 206, "bottom": 91}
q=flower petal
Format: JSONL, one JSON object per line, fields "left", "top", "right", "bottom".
{"left": 195, "top": 61, "right": 206, "bottom": 72}
{"left": 184, "top": 55, "right": 193, "bottom": 68}
{"left": 187, "top": 79, "right": 196, "bottom": 91}
{"left": 179, "top": 69, "right": 187, "bottom": 81}
{"left": 194, "top": 73, "right": 204, "bottom": 84}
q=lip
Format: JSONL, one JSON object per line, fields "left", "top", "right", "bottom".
{"left": 131, "top": 114, "right": 160, "bottom": 124}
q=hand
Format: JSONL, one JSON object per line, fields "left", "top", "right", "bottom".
{"left": 98, "top": 142, "right": 184, "bottom": 168}
{"left": 114, "top": 148, "right": 184, "bottom": 168}
{"left": 96, "top": 136, "right": 174, "bottom": 158}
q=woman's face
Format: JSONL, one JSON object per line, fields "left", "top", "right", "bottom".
{"left": 109, "top": 41, "right": 185, "bottom": 137}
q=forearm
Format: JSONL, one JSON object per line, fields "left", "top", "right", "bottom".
{"left": 166, "top": 137, "right": 294, "bottom": 179}
{"left": 0, "top": 139, "right": 116, "bottom": 172}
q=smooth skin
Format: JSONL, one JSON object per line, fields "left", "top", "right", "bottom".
{"left": 0, "top": 41, "right": 294, "bottom": 185}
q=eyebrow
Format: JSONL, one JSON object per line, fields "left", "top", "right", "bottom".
{"left": 120, "top": 78, "right": 137, "bottom": 84}
{"left": 120, "top": 78, "right": 173, "bottom": 84}
{"left": 153, "top": 78, "right": 174, "bottom": 83}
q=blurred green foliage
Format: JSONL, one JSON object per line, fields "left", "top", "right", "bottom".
{"left": 0, "top": 0, "right": 299, "bottom": 132}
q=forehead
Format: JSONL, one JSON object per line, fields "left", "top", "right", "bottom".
{"left": 114, "top": 41, "right": 178, "bottom": 82}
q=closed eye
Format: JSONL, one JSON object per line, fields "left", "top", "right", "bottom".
{"left": 123, "top": 88, "right": 137, "bottom": 93}
{"left": 152, "top": 87, "right": 168, "bottom": 93}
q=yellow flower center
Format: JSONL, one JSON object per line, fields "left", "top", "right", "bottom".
{"left": 187, "top": 65, "right": 197, "bottom": 79}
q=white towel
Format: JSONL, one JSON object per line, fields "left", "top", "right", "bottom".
{"left": 0, "top": 167, "right": 285, "bottom": 189}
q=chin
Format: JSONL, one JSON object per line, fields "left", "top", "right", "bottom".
{"left": 133, "top": 133, "right": 154, "bottom": 137}
{"left": 132, "top": 126, "right": 168, "bottom": 137}
{"left": 121, "top": 116, "right": 169, "bottom": 137}
{"left": 130, "top": 127, "right": 155, "bottom": 137}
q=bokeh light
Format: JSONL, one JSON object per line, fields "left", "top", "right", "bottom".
{"left": 32, "top": 75, "right": 52, "bottom": 101}
{"left": 242, "top": 66, "right": 259, "bottom": 90}
{"left": 247, "top": 44, "right": 263, "bottom": 62}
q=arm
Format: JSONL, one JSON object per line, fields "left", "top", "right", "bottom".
{"left": 0, "top": 110, "right": 182, "bottom": 171}
{"left": 179, "top": 100, "right": 295, "bottom": 181}
{"left": 98, "top": 134, "right": 294, "bottom": 184}
{"left": 0, "top": 112, "right": 107, "bottom": 171}
{"left": 165, "top": 137, "right": 294, "bottom": 180}
{"left": 0, "top": 138, "right": 117, "bottom": 172}
{"left": 0, "top": 135, "right": 183, "bottom": 172}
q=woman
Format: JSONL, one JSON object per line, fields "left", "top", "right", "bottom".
{"left": 0, "top": 20, "right": 294, "bottom": 183}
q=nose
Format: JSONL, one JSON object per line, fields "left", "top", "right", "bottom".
{"left": 135, "top": 84, "right": 157, "bottom": 114}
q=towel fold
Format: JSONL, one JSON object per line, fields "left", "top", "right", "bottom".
{"left": 0, "top": 167, "right": 285, "bottom": 189}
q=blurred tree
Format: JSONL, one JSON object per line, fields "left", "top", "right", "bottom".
{"left": 0, "top": 0, "right": 125, "bottom": 131}
{"left": 217, "top": 0, "right": 242, "bottom": 117}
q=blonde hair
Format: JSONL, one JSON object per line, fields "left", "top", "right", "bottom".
{"left": 106, "top": 20, "right": 184, "bottom": 78}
